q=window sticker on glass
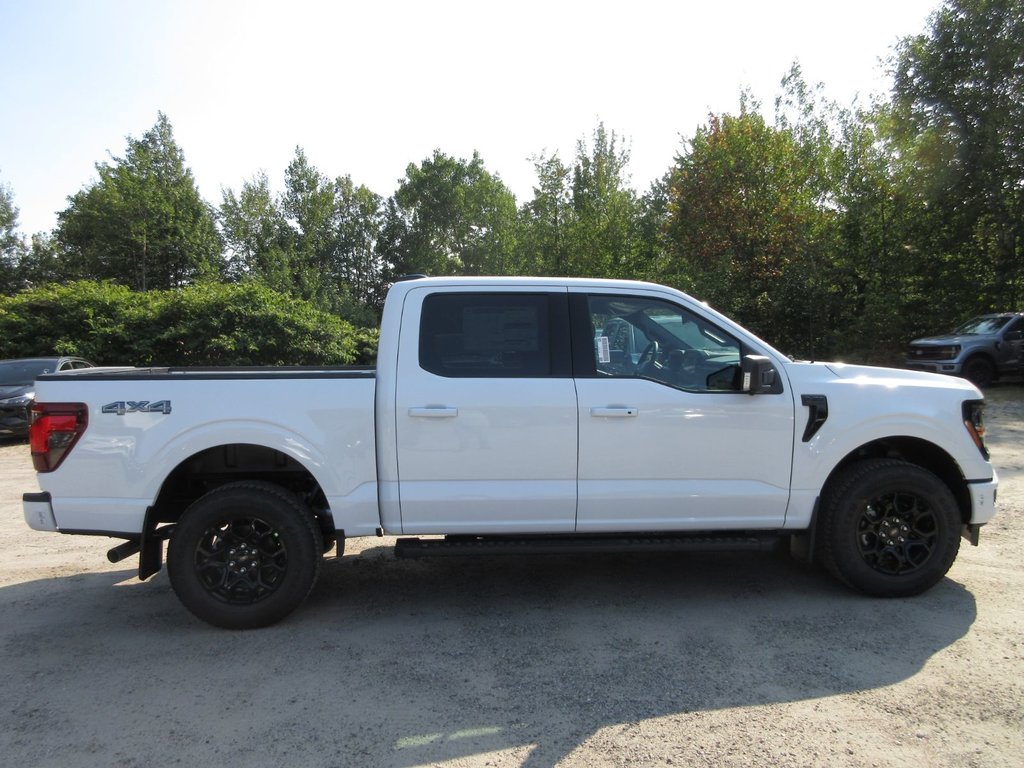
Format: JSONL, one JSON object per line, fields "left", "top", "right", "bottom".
{"left": 597, "top": 336, "right": 611, "bottom": 364}
{"left": 463, "top": 307, "right": 538, "bottom": 352}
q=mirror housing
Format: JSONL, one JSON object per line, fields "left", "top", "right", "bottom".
{"left": 741, "top": 355, "right": 780, "bottom": 395}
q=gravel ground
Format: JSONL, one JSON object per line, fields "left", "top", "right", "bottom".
{"left": 0, "top": 388, "right": 1021, "bottom": 768}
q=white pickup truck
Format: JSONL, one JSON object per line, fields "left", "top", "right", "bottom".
{"left": 23, "top": 277, "right": 998, "bottom": 628}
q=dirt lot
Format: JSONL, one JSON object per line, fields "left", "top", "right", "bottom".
{"left": 1, "top": 390, "right": 1022, "bottom": 768}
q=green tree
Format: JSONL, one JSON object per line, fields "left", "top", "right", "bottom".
{"left": 16, "top": 233, "right": 69, "bottom": 290}
{"left": 387, "top": 150, "right": 518, "bottom": 278}
{"left": 223, "top": 154, "right": 383, "bottom": 323}
{"left": 665, "top": 97, "right": 840, "bottom": 356}
{"left": 566, "top": 123, "right": 640, "bottom": 277}
{"left": 331, "top": 175, "right": 384, "bottom": 320}
{"left": 56, "top": 113, "right": 223, "bottom": 290}
{"left": 281, "top": 147, "right": 336, "bottom": 304}
{"left": 892, "top": 0, "right": 1024, "bottom": 308}
{"left": 633, "top": 175, "right": 671, "bottom": 283}
{"left": 518, "top": 124, "right": 644, "bottom": 279}
{"left": 831, "top": 103, "right": 941, "bottom": 357}
{"left": 220, "top": 171, "right": 294, "bottom": 294}
{"left": 517, "top": 153, "right": 571, "bottom": 275}
{"left": 1, "top": 179, "right": 25, "bottom": 294}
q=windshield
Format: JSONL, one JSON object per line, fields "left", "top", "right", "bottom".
{"left": 953, "top": 315, "right": 1014, "bottom": 335}
{"left": 0, "top": 360, "right": 56, "bottom": 386}
{"left": 647, "top": 313, "right": 735, "bottom": 355}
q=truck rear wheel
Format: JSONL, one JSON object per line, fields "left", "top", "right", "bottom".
{"left": 167, "top": 481, "right": 323, "bottom": 629}
{"left": 818, "top": 459, "right": 961, "bottom": 597}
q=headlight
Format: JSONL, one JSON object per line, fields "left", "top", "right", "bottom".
{"left": 928, "top": 345, "right": 961, "bottom": 360}
{"left": 963, "top": 400, "right": 989, "bottom": 459}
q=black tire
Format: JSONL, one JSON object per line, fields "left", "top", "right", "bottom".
{"left": 962, "top": 356, "right": 995, "bottom": 388}
{"left": 167, "top": 481, "right": 323, "bottom": 629}
{"left": 818, "top": 459, "right": 961, "bottom": 597}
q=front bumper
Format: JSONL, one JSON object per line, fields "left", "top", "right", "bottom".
{"left": 904, "top": 361, "right": 964, "bottom": 375}
{"left": 967, "top": 472, "right": 998, "bottom": 526}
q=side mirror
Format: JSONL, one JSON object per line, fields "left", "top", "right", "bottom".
{"left": 741, "top": 355, "right": 780, "bottom": 395}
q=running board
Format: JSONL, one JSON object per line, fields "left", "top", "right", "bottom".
{"left": 394, "top": 533, "right": 783, "bottom": 558}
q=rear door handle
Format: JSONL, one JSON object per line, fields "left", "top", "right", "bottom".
{"left": 590, "top": 407, "right": 638, "bottom": 417}
{"left": 408, "top": 407, "right": 459, "bottom": 418}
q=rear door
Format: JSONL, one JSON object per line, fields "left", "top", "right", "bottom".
{"left": 394, "top": 287, "right": 578, "bottom": 534}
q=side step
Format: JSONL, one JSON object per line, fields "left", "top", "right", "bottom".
{"left": 394, "top": 533, "right": 783, "bottom": 559}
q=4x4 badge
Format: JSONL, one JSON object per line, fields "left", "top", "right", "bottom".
{"left": 102, "top": 400, "right": 172, "bottom": 416}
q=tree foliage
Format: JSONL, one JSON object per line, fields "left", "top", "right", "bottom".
{"left": 518, "top": 124, "right": 644, "bottom": 278}
{"left": 55, "top": 113, "right": 222, "bottom": 291}
{"left": 0, "top": 281, "right": 373, "bottom": 366}
{"left": 220, "top": 171, "right": 294, "bottom": 294}
{"left": 0, "top": 179, "right": 25, "bottom": 294}
{"left": 892, "top": 0, "right": 1024, "bottom": 309}
{"left": 385, "top": 150, "right": 518, "bottom": 279}
{"left": 664, "top": 93, "right": 841, "bottom": 356}
{"left": 220, "top": 149, "right": 384, "bottom": 324}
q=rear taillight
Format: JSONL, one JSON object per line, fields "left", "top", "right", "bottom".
{"left": 30, "top": 402, "right": 88, "bottom": 472}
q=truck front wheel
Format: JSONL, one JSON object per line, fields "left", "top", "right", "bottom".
{"left": 818, "top": 460, "right": 961, "bottom": 597}
{"left": 167, "top": 481, "right": 323, "bottom": 629}
{"left": 962, "top": 356, "right": 995, "bottom": 387}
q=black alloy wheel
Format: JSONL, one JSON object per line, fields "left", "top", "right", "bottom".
{"left": 855, "top": 489, "right": 939, "bottom": 575}
{"left": 819, "top": 459, "right": 961, "bottom": 597}
{"left": 168, "top": 481, "right": 323, "bottom": 629}
{"left": 193, "top": 515, "right": 289, "bottom": 605}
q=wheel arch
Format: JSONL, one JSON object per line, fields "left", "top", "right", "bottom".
{"left": 147, "top": 442, "right": 337, "bottom": 545}
{"left": 820, "top": 436, "right": 971, "bottom": 524}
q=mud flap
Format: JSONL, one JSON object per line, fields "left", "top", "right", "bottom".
{"left": 138, "top": 507, "right": 174, "bottom": 580}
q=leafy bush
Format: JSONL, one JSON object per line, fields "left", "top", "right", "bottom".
{"left": 0, "top": 281, "right": 376, "bottom": 367}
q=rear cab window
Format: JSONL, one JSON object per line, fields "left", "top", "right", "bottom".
{"left": 419, "top": 292, "right": 570, "bottom": 378}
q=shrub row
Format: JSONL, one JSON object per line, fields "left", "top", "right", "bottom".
{"left": 0, "top": 281, "right": 379, "bottom": 367}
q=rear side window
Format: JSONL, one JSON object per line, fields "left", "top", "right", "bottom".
{"left": 419, "top": 293, "right": 555, "bottom": 377}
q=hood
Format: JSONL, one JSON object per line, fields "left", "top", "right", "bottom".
{"left": 0, "top": 384, "right": 32, "bottom": 400}
{"left": 910, "top": 334, "right": 990, "bottom": 345}
{"left": 784, "top": 360, "right": 981, "bottom": 395}
{"left": 823, "top": 362, "right": 980, "bottom": 392}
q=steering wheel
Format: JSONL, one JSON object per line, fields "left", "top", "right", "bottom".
{"left": 635, "top": 341, "right": 662, "bottom": 376}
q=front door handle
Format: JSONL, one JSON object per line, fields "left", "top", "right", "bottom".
{"left": 408, "top": 406, "right": 459, "bottom": 418}
{"left": 590, "top": 407, "right": 638, "bottom": 417}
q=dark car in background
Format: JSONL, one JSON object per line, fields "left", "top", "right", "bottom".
{"left": 905, "top": 313, "right": 1024, "bottom": 387}
{"left": 0, "top": 357, "right": 95, "bottom": 438}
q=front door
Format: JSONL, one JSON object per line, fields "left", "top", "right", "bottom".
{"left": 571, "top": 289, "right": 795, "bottom": 532}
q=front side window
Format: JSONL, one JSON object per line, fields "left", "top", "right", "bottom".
{"left": 1002, "top": 317, "right": 1024, "bottom": 336}
{"left": 587, "top": 295, "right": 742, "bottom": 392}
{"left": 419, "top": 293, "right": 554, "bottom": 377}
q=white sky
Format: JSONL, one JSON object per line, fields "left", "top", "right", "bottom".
{"left": 1, "top": 0, "right": 939, "bottom": 237}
